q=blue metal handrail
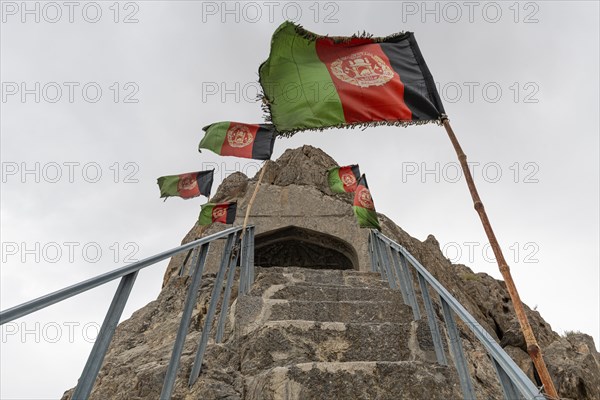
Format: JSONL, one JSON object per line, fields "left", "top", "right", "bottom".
{"left": 0, "top": 225, "right": 255, "bottom": 400}
{"left": 370, "top": 230, "right": 545, "bottom": 400}
{"left": 0, "top": 226, "right": 246, "bottom": 324}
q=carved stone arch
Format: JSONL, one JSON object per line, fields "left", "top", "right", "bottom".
{"left": 254, "top": 226, "right": 358, "bottom": 270}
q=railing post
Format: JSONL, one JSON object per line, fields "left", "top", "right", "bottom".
{"left": 188, "top": 232, "right": 238, "bottom": 386}
{"left": 440, "top": 297, "right": 476, "bottom": 400}
{"left": 376, "top": 239, "right": 398, "bottom": 289}
{"left": 160, "top": 244, "right": 210, "bottom": 400}
{"left": 397, "top": 251, "right": 421, "bottom": 320}
{"left": 389, "top": 249, "right": 410, "bottom": 305}
{"left": 239, "top": 227, "right": 252, "bottom": 295}
{"left": 239, "top": 241, "right": 247, "bottom": 296}
{"left": 72, "top": 271, "right": 138, "bottom": 399}
{"left": 417, "top": 273, "right": 447, "bottom": 366}
{"left": 490, "top": 355, "right": 523, "bottom": 400}
{"left": 188, "top": 245, "right": 200, "bottom": 276}
{"left": 248, "top": 227, "right": 255, "bottom": 286}
{"left": 368, "top": 231, "right": 378, "bottom": 273}
{"left": 215, "top": 245, "right": 241, "bottom": 343}
{"left": 372, "top": 235, "right": 388, "bottom": 281}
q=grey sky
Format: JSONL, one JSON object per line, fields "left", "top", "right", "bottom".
{"left": 1, "top": 1, "right": 598, "bottom": 398}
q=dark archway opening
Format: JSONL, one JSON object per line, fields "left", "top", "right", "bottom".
{"left": 254, "top": 226, "right": 358, "bottom": 270}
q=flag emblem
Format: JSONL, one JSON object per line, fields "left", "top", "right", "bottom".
{"left": 331, "top": 52, "right": 394, "bottom": 88}
{"left": 227, "top": 124, "right": 254, "bottom": 148}
{"left": 353, "top": 174, "right": 380, "bottom": 230}
{"left": 327, "top": 165, "right": 361, "bottom": 193}
{"left": 177, "top": 173, "right": 199, "bottom": 197}
{"left": 357, "top": 186, "right": 374, "bottom": 210}
{"left": 341, "top": 169, "right": 357, "bottom": 187}
{"left": 212, "top": 206, "right": 227, "bottom": 220}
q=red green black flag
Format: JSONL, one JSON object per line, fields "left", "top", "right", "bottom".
{"left": 200, "top": 122, "right": 276, "bottom": 160}
{"left": 328, "top": 164, "right": 361, "bottom": 193}
{"left": 353, "top": 174, "right": 381, "bottom": 230}
{"left": 157, "top": 170, "right": 214, "bottom": 200}
{"left": 198, "top": 202, "right": 237, "bottom": 226}
{"left": 259, "top": 22, "right": 445, "bottom": 135}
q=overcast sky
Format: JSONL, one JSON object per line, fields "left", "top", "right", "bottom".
{"left": 1, "top": 1, "right": 598, "bottom": 398}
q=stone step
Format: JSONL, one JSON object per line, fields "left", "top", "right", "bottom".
{"left": 240, "top": 320, "right": 413, "bottom": 374}
{"left": 267, "top": 299, "right": 411, "bottom": 324}
{"left": 253, "top": 267, "right": 389, "bottom": 290}
{"left": 235, "top": 297, "right": 413, "bottom": 336}
{"left": 265, "top": 284, "right": 404, "bottom": 302}
{"left": 244, "top": 361, "right": 462, "bottom": 400}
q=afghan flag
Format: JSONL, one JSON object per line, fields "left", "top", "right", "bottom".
{"left": 200, "top": 122, "right": 276, "bottom": 160}
{"left": 353, "top": 175, "right": 381, "bottom": 230}
{"left": 198, "top": 202, "right": 237, "bottom": 226}
{"left": 157, "top": 170, "right": 214, "bottom": 200}
{"left": 259, "top": 21, "right": 445, "bottom": 135}
{"left": 328, "top": 164, "right": 360, "bottom": 193}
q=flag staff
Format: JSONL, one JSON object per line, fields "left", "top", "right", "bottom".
{"left": 240, "top": 160, "right": 268, "bottom": 238}
{"left": 441, "top": 115, "right": 558, "bottom": 399}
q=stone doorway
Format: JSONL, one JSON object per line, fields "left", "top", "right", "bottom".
{"left": 254, "top": 226, "right": 358, "bottom": 270}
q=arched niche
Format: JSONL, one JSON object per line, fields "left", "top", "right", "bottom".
{"left": 254, "top": 226, "right": 358, "bottom": 270}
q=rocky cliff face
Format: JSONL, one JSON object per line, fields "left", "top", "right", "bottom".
{"left": 63, "top": 146, "right": 599, "bottom": 400}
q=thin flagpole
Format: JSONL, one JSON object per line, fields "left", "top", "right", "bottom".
{"left": 441, "top": 116, "right": 558, "bottom": 399}
{"left": 240, "top": 160, "right": 268, "bottom": 240}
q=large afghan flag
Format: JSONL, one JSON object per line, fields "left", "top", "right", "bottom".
{"left": 198, "top": 202, "right": 237, "bottom": 226}
{"left": 353, "top": 175, "right": 381, "bottom": 230}
{"left": 157, "top": 170, "right": 214, "bottom": 199}
{"left": 200, "top": 122, "right": 276, "bottom": 160}
{"left": 328, "top": 164, "right": 360, "bottom": 193}
{"left": 259, "top": 22, "right": 445, "bottom": 134}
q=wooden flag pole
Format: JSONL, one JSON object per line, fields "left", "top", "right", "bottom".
{"left": 240, "top": 161, "right": 268, "bottom": 239}
{"left": 441, "top": 116, "right": 558, "bottom": 398}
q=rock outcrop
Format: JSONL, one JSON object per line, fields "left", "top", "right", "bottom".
{"left": 62, "top": 146, "right": 599, "bottom": 400}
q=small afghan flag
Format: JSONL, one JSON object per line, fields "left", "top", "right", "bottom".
{"left": 157, "top": 170, "right": 214, "bottom": 200}
{"left": 353, "top": 175, "right": 381, "bottom": 230}
{"left": 200, "top": 122, "right": 276, "bottom": 160}
{"left": 328, "top": 164, "right": 361, "bottom": 193}
{"left": 198, "top": 202, "right": 237, "bottom": 226}
{"left": 259, "top": 22, "right": 445, "bottom": 134}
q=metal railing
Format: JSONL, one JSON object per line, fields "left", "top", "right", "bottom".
{"left": 2, "top": 225, "right": 544, "bottom": 399}
{"left": 368, "top": 230, "right": 546, "bottom": 400}
{"left": 0, "top": 225, "right": 255, "bottom": 400}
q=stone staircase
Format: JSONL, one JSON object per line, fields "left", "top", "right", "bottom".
{"left": 233, "top": 267, "right": 464, "bottom": 399}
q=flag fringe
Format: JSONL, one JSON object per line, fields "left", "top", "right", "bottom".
{"left": 274, "top": 119, "right": 442, "bottom": 138}
{"left": 291, "top": 22, "right": 409, "bottom": 44}
{"left": 257, "top": 89, "right": 441, "bottom": 137}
